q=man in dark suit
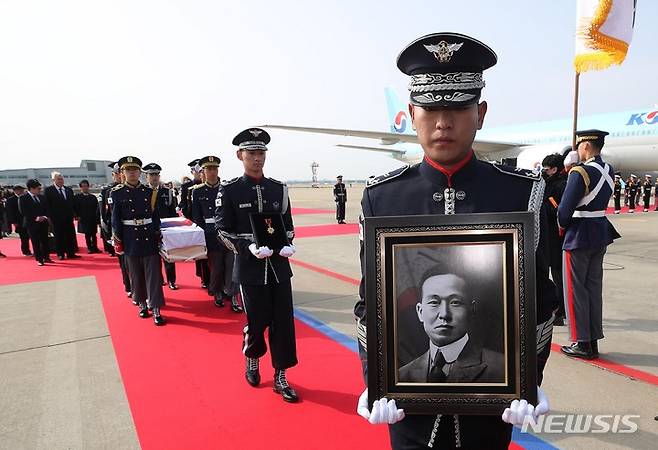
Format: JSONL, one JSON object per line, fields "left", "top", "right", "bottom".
{"left": 73, "top": 179, "right": 101, "bottom": 253}
{"left": 6, "top": 185, "right": 32, "bottom": 256}
{"left": 44, "top": 172, "right": 79, "bottom": 259}
{"left": 399, "top": 267, "right": 504, "bottom": 384}
{"left": 18, "top": 179, "right": 52, "bottom": 266}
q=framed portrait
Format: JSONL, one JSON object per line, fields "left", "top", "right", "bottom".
{"left": 364, "top": 212, "right": 537, "bottom": 415}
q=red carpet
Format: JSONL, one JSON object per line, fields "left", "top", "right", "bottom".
{"left": 291, "top": 207, "right": 335, "bottom": 215}
{"left": 0, "top": 237, "right": 389, "bottom": 449}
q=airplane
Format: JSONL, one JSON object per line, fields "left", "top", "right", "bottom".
{"left": 262, "top": 88, "right": 658, "bottom": 176}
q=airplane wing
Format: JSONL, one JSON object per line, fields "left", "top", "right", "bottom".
{"left": 261, "top": 124, "right": 522, "bottom": 159}
{"left": 335, "top": 144, "right": 407, "bottom": 155}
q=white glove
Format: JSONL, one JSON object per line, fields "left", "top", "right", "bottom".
{"left": 248, "top": 243, "right": 273, "bottom": 259}
{"left": 279, "top": 244, "right": 296, "bottom": 258}
{"left": 357, "top": 388, "right": 405, "bottom": 425}
{"left": 501, "top": 387, "right": 549, "bottom": 426}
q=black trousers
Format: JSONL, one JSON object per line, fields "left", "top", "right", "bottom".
{"left": 52, "top": 218, "right": 77, "bottom": 256}
{"left": 125, "top": 254, "right": 164, "bottom": 308}
{"left": 27, "top": 223, "right": 49, "bottom": 263}
{"left": 241, "top": 280, "right": 297, "bottom": 370}
{"left": 118, "top": 254, "right": 132, "bottom": 293}
{"left": 643, "top": 194, "right": 651, "bottom": 210}
{"left": 389, "top": 414, "right": 512, "bottom": 450}
{"left": 14, "top": 224, "right": 31, "bottom": 254}
{"left": 195, "top": 259, "right": 210, "bottom": 286}
{"left": 208, "top": 250, "right": 238, "bottom": 298}
{"left": 613, "top": 194, "right": 621, "bottom": 211}
{"left": 101, "top": 227, "right": 115, "bottom": 254}
{"left": 336, "top": 201, "right": 346, "bottom": 222}
{"left": 84, "top": 233, "right": 99, "bottom": 251}
{"left": 160, "top": 258, "right": 176, "bottom": 283}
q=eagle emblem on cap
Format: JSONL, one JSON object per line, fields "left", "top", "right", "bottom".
{"left": 127, "top": 157, "right": 133, "bottom": 162}
{"left": 249, "top": 129, "right": 263, "bottom": 137}
{"left": 424, "top": 41, "right": 463, "bottom": 63}
{"left": 209, "top": 156, "right": 214, "bottom": 161}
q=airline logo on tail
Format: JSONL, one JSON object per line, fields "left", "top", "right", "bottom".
{"left": 386, "top": 87, "right": 413, "bottom": 135}
{"left": 393, "top": 111, "right": 408, "bottom": 133}
{"left": 626, "top": 111, "right": 658, "bottom": 125}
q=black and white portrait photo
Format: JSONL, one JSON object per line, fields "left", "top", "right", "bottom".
{"left": 394, "top": 243, "right": 507, "bottom": 385}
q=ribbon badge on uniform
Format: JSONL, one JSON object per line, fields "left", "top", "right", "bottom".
{"left": 265, "top": 218, "right": 275, "bottom": 235}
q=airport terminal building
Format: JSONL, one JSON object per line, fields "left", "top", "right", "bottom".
{"left": 0, "top": 159, "right": 113, "bottom": 188}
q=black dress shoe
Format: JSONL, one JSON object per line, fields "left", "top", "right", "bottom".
{"left": 168, "top": 282, "right": 178, "bottom": 290}
{"left": 24, "top": 253, "right": 33, "bottom": 257}
{"left": 561, "top": 342, "right": 596, "bottom": 359}
{"left": 591, "top": 340, "right": 599, "bottom": 357}
{"left": 37, "top": 261, "right": 45, "bottom": 266}
{"left": 201, "top": 282, "right": 208, "bottom": 289}
{"left": 58, "top": 254, "right": 65, "bottom": 260}
{"left": 139, "top": 308, "right": 150, "bottom": 318}
{"left": 154, "top": 315, "right": 165, "bottom": 326}
{"left": 245, "top": 358, "right": 260, "bottom": 387}
{"left": 273, "top": 370, "right": 299, "bottom": 403}
{"left": 231, "top": 296, "right": 244, "bottom": 313}
{"left": 214, "top": 296, "right": 225, "bottom": 308}
{"left": 45, "top": 258, "right": 54, "bottom": 263}
{"left": 67, "top": 254, "right": 81, "bottom": 259}
{"left": 126, "top": 291, "right": 132, "bottom": 298}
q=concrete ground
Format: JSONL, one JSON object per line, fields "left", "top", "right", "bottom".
{"left": 0, "top": 184, "right": 656, "bottom": 449}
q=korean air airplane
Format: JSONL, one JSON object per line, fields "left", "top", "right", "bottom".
{"left": 262, "top": 88, "right": 658, "bottom": 175}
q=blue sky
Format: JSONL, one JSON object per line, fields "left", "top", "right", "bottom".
{"left": 0, "top": 0, "right": 656, "bottom": 182}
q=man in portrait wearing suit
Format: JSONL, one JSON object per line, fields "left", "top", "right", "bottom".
{"left": 399, "top": 265, "right": 504, "bottom": 384}
{"left": 44, "top": 171, "right": 80, "bottom": 259}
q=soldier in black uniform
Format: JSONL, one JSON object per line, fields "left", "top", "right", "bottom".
{"left": 191, "top": 156, "right": 243, "bottom": 312}
{"left": 642, "top": 174, "right": 653, "bottom": 212}
{"left": 111, "top": 156, "right": 165, "bottom": 326}
{"left": 354, "top": 33, "right": 556, "bottom": 449}
{"left": 181, "top": 159, "right": 211, "bottom": 290}
{"left": 6, "top": 184, "right": 32, "bottom": 256}
{"left": 102, "top": 162, "right": 132, "bottom": 296}
{"left": 612, "top": 173, "right": 622, "bottom": 214}
{"left": 627, "top": 174, "right": 638, "bottom": 212}
{"left": 333, "top": 175, "right": 347, "bottom": 223}
{"left": 215, "top": 128, "right": 299, "bottom": 403}
{"left": 144, "top": 163, "right": 179, "bottom": 290}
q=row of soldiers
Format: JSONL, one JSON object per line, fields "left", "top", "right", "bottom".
{"left": 99, "top": 128, "right": 300, "bottom": 403}
{"left": 612, "top": 173, "right": 658, "bottom": 213}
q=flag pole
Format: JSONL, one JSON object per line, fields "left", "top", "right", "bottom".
{"left": 571, "top": 71, "right": 580, "bottom": 152}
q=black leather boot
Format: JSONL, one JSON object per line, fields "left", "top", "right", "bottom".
{"left": 273, "top": 370, "right": 299, "bottom": 403}
{"left": 245, "top": 357, "right": 260, "bottom": 387}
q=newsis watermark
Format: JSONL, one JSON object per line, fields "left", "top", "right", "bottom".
{"left": 521, "top": 414, "right": 640, "bottom": 434}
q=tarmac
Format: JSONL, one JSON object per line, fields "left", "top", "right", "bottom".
{"left": 1, "top": 184, "right": 657, "bottom": 449}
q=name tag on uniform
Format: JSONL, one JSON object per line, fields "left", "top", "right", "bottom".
{"left": 239, "top": 203, "right": 251, "bottom": 209}
{"left": 216, "top": 198, "right": 222, "bottom": 207}
{"left": 107, "top": 197, "right": 113, "bottom": 204}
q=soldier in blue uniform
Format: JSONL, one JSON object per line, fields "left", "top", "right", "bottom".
{"left": 144, "top": 163, "right": 179, "bottom": 290}
{"left": 558, "top": 130, "right": 620, "bottom": 359}
{"left": 111, "top": 156, "right": 165, "bottom": 326}
{"left": 191, "top": 156, "right": 243, "bottom": 312}
{"left": 642, "top": 174, "right": 653, "bottom": 212}
{"left": 215, "top": 128, "right": 299, "bottom": 403}
{"left": 333, "top": 175, "right": 347, "bottom": 223}
{"left": 354, "top": 33, "right": 555, "bottom": 449}
{"left": 102, "top": 162, "right": 132, "bottom": 296}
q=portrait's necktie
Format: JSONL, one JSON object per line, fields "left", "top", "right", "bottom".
{"left": 428, "top": 351, "right": 447, "bottom": 382}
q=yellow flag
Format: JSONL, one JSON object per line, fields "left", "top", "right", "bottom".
{"left": 574, "top": 0, "right": 636, "bottom": 72}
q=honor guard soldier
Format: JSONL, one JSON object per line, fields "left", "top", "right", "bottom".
{"left": 642, "top": 174, "right": 652, "bottom": 212}
{"left": 558, "top": 130, "right": 620, "bottom": 359}
{"left": 612, "top": 173, "right": 622, "bottom": 214}
{"left": 354, "top": 33, "right": 556, "bottom": 449}
{"left": 103, "top": 162, "right": 132, "bottom": 296}
{"left": 182, "top": 159, "right": 211, "bottom": 289}
{"left": 111, "top": 156, "right": 166, "bottom": 326}
{"left": 144, "top": 163, "right": 179, "bottom": 290}
{"left": 627, "top": 174, "right": 638, "bottom": 212}
{"left": 215, "top": 128, "right": 299, "bottom": 403}
{"left": 333, "top": 175, "right": 347, "bottom": 223}
{"left": 191, "top": 156, "right": 243, "bottom": 312}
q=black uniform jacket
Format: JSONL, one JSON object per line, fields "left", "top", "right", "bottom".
{"left": 215, "top": 175, "right": 294, "bottom": 285}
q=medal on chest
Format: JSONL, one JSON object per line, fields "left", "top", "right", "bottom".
{"left": 265, "top": 218, "right": 275, "bottom": 234}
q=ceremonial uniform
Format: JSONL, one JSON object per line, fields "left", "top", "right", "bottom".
{"left": 355, "top": 33, "right": 558, "bottom": 449}
{"left": 144, "top": 163, "right": 179, "bottom": 289}
{"left": 100, "top": 163, "right": 119, "bottom": 256}
{"left": 192, "top": 156, "right": 241, "bottom": 310}
{"left": 181, "top": 159, "right": 211, "bottom": 289}
{"left": 216, "top": 128, "right": 298, "bottom": 403}
{"left": 111, "top": 156, "right": 165, "bottom": 325}
{"left": 642, "top": 176, "right": 652, "bottom": 212}
{"left": 333, "top": 176, "right": 347, "bottom": 223}
{"left": 558, "top": 131, "right": 620, "bottom": 358}
{"left": 627, "top": 176, "right": 638, "bottom": 212}
{"left": 612, "top": 174, "right": 622, "bottom": 213}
